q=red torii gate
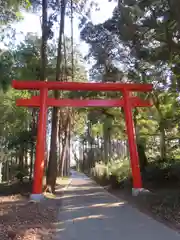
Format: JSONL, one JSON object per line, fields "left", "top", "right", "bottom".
{"left": 12, "top": 80, "right": 153, "bottom": 199}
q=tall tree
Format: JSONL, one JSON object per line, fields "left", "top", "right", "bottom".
{"left": 46, "top": 0, "right": 67, "bottom": 193}
{"left": 40, "top": 0, "right": 48, "bottom": 80}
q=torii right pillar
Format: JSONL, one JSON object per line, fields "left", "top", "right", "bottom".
{"left": 123, "top": 90, "right": 148, "bottom": 196}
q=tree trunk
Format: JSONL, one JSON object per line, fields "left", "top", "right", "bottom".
{"left": 19, "top": 146, "right": 24, "bottom": 168}
{"left": 46, "top": 0, "right": 67, "bottom": 193}
{"left": 159, "top": 121, "right": 166, "bottom": 160}
{"left": 60, "top": 134, "right": 67, "bottom": 178}
{"left": 67, "top": 117, "right": 71, "bottom": 176}
{"left": 153, "top": 94, "right": 167, "bottom": 160}
{"left": 29, "top": 142, "right": 34, "bottom": 181}
{"left": 103, "top": 117, "right": 112, "bottom": 163}
{"left": 24, "top": 145, "right": 28, "bottom": 169}
{"left": 133, "top": 109, "right": 148, "bottom": 172}
{"left": 60, "top": 115, "right": 69, "bottom": 177}
{"left": 168, "top": 0, "right": 180, "bottom": 33}
{"left": 46, "top": 107, "right": 59, "bottom": 193}
{"left": 6, "top": 161, "right": 9, "bottom": 182}
{"left": 64, "top": 116, "right": 71, "bottom": 177}
{"left": 29, "top": 109, "right": 37, "bottom": 180}
{"left": 15, "top": 151, "right": 18, "bottom": 164}
{"left": 58, "top": 110, "right": 62, "bottom": 176}
{"left": 40, "top": 0, "right": 48, "bottom": 81}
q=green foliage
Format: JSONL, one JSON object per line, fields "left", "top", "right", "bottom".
{"left": 91, "top": 158, "right": 131, "bottom": 188}
{"left": 0, "top": 50, "right": 15, "bottom": 91}
{"left": 0, "top": 89, "right": 31, "bottom": 139}
{"left": 144, "top": 160, "right": 180, "bottom": 185}
{"left": 108, "top": 158, "right": 130, "bottom": 183}
{"left": 0, "top": 0, "right": 27, "bottom": 26}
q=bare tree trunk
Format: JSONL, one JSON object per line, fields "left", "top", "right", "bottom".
{"left": 61, "top": 129, "right": 69, "bottom": 177}
{"left": 46, "top": 0, "right": 67, "bottom": 193}
{"left": 103, "top": 118, "right": 112, "bottom": 164}
{"left": 40, "top": 0, "right": 48, "bottom": 81}
{"left": 168, "top": 0, "right": 180, "bottom": 33}
{"left": 19, "top": 146, "right": 24, "bottom": 168}
{"left": 24, "top": 145, "right": 28, "bottom": 169}
{"left": 15, "top": 151, "right": 18, "bottom": 165}
{"left": 29, "top": 142, "right": 34, "bottom": 181}
{"left": 47, "top": 108, "right": 59, "bottom": 193}
{"left": 58, "top": 110, "right": 62, "bottom": 176}
{"left": 159, "top": 121, "right": 166, "bottom": 160}
{"left": 67, "top": 117, "right": 71, "bottom": 176}
{"left": 64, "top": 117, "right": 71, "bottom": 177}
{"left": 29, "top": 109, "right": 37, "bottom": 180}
{"left": 153, "top": 94, "right": 167, "bottom": 160}
{"left": 6, "top": 161, "right": 9, "bottom": 183}
{"left": 133, "top": 109, "right": 148, "bottom": 172}
{"left": 60, "top": 115, "right": 69, "bottom": 177}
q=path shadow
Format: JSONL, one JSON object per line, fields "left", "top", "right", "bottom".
{"left": 55, "top": 181, "right": 128, "bottom": 239}
{"left": 55, "top": 173, "right": 180, "bottom": 240}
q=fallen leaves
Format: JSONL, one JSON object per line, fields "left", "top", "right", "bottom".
{"left": 0, "top": 194, "right": 59, "bottom": 240}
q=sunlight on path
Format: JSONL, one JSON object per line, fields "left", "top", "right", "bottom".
{"left": 55, "top": 170, "right": 180, "bottom": 240}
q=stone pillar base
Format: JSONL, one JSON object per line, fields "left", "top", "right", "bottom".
{"left": 30, "top": 194, "right": 45, "bottom": 202}
{"left": 132, "top": 188, "right": 150, "bottom": 196}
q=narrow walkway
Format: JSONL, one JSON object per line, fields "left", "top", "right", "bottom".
{"left": 56, "top": 171, "right": 180, "bottom": 240}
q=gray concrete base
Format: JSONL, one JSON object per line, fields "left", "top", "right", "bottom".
{"left": 29, "top": 193, "right": 45, "bottom": 202}
{"left": 132, "top": 188, "right": 150, "bottom": 196}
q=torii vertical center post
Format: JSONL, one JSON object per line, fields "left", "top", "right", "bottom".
{"left": 12, "top": 80, "right": 153, "bottom": 199}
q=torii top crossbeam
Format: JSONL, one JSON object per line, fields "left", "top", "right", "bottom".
{"left": 12, "top": 80, "right": 153, "bottom": 92}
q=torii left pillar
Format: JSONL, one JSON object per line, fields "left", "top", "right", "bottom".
{"left": 31, "top": 88, "right": 48, "bottom": 201}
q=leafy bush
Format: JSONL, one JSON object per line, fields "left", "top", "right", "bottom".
{"left": 144, "top": 160, "right": 180, "bottom": 185}
{"left": 89, "top": 155, "right": 180, "bottom": 189}
{"left": 90, "top": 157, "right": 131, "bottom": 188}
{"left": 107, "top": 158, "right": 131, "bottom": 188}
{"left": 90, "top": 162, "right": 109, "bottom": 185}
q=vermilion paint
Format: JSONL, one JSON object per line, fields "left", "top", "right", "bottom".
{"left": 32, "top": 88, "right": 48, "bottom": 194}
{"left": 16, "top": 96, "right": 151, "bottom": 108}
{"left": 12, "top": 80, "right": 153, "bottom": 194}
{"left": 123, "top": 90, "right": 142, "bottom": 188}
{"left": 12, "top": 80, "right": 153, "bottom": 92}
